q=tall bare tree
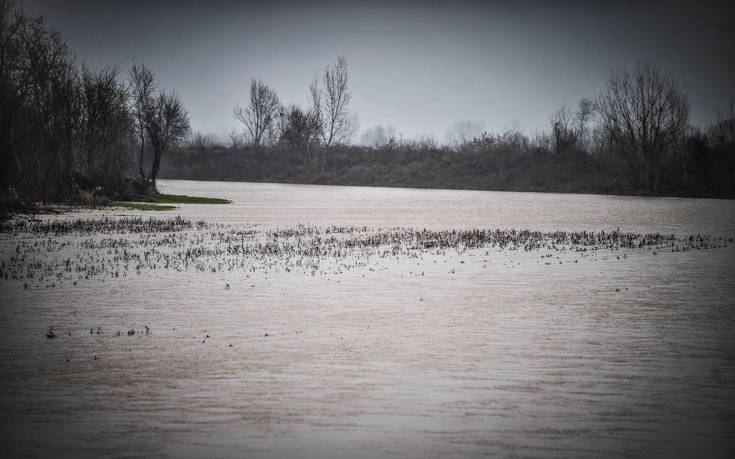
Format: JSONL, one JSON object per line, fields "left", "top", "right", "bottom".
{"left": 128, "top": 62, "right": 157, "bottom": 181}
{"left": 145, "top": 91, "right": 189, "bottom": 190}
{"left": 234, "top": 79, "right": 280, "bottom": 147}
{"left": 596, "top": 60, "right": 689, "bottom": 193}
{"left": 317, "top": 56, "right": 351, "bottom": 166}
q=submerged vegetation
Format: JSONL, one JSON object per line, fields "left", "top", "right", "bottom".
{"left": 0, "top": 216, "right": 730, "bottom": 286}
{"left": 1, "top": 216, "right": 198, "bottom": 235}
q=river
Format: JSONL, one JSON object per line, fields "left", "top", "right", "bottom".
{"left": 1, "top": 179, "right": 734, "bottom": 457}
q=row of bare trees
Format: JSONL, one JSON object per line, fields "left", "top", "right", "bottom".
{"left": 0, "top": 0, "right": 189, "bottom": 203}
{"left": 192, "top": 53, "right": 727, "bottom": 195}
{"left": 443, "top": 61, "right": 694, "bottom": 194}
{"left": 233, "top": 56, "right": 356, "bottom": 168}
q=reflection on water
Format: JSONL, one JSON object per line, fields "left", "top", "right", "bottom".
{"left": 1, "top": 180, "right": 734, "bottom": 458}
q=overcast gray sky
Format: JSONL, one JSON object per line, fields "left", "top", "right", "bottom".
{"left": 21, "top": 0, "right": 735, "bottom": 142}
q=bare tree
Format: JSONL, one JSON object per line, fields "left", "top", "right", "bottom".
{"left": 145, "top": 91, "right": 190, "bottom": 190}
{"left": 128, "top": 63, "right": 157, "bottom": 181}
{"left": 318, "top": 56, "right": 351, "bottom": 166}
{"left": 234, "top": 79, "right": 280, "bottom": 147}
{"left": 596, "top": 60, "right": 689, "bottom": 193}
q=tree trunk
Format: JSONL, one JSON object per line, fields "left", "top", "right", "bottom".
{"left": 138, "top": 135, "right": 146, "bottom": 180}
{"left": 150, "top": 148, "right": 161, "bottom": 191}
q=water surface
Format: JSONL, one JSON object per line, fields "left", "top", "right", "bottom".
{"left": 1, "top": 180, "right": 734, "bottom": 458}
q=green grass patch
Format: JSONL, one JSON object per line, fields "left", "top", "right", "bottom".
{"left": 111, "top": 202, "right": 177, "bottom": 211}
{"left": 153, "top": 194, "right": 231, "bottom": 204}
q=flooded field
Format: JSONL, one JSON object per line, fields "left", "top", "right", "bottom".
{"left": 1, "top": 180, "right": 734, "bottom": 458}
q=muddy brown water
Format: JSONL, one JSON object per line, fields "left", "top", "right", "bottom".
{"left": 1, "top": 179, "right": 734, "bottom": 458}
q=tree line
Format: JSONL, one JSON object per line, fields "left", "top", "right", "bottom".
{"left": 176, "top": 60, "right": 734, "bottom": 198}
{"left": 0, "top": 0, "right": 189, "bottom": 207}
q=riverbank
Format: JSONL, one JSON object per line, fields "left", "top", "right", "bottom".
{"left": 159, "top": 146, "right": 735, "bottom": 200}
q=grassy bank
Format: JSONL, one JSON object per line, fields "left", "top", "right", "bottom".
{"left": 108, "top": 193, "right": 231, "bottom": 211}
{"left": 111, "top": 202, "right": 177, "bottom": 211}
{"left": 153, "top": 194, "right": 231, "bottom": 204}
{"left": 1, "top": 193, "right": 231, "bottom": 220}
